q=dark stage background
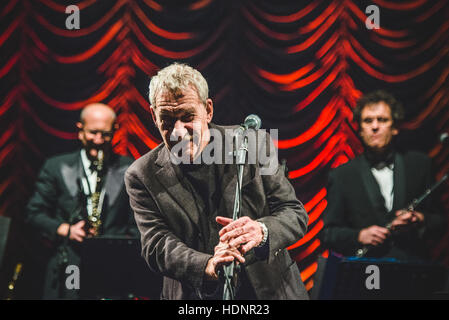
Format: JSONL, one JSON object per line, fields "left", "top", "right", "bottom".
{"left": 1, "top": 0, "right": 449, "bottom": 297}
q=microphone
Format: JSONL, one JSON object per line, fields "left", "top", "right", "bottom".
{"left": 440, "top": 132, "right": 449, "bottom": 145}
{"left": 242, "top": 114, "right": 262, "bottom": 130}
{"left": 234, "top": 114, "right": 262, "bottom": 165}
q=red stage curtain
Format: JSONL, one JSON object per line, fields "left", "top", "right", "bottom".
{"left": 1, "top": 0, "right": 448, "bottom": 291}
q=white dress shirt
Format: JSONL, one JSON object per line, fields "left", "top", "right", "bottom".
{"left": 371, "top": 164, "right": 394, "bottom": 212}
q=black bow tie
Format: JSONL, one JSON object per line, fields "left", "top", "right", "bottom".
{"left": 365, "top": 149, "right": 395, "bottom": 170}
{"left": 372, "top": 160, "right": 394, "bottom": 170}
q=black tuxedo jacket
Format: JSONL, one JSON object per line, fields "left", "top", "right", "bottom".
{"left": 125, "top": 124, "right": 310, "bottom": 300}
{"left": 24, "top": 150, "right": 137, "bottom": 298}
{"left": 322, "top": 151, "right": 446, "bottom": 260}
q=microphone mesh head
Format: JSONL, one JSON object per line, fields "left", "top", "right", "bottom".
{"left": 245, "top": 114, "right": 262, "bottom": 130}
{"left": 440, "top": 132, "right": 449, "bottom": 143}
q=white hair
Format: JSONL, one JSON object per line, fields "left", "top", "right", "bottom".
{"left": 148, "top": 63, "right": 209, "bottom": 107}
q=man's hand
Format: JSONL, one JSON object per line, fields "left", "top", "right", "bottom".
{"left": 217, "top": 216, "right": 264, "bottom": 254}
{"left": 390, "top": 210, "right": 424, "bottom": 230}
{"left": 57, "top": 220, "right": 90, "bottom": 242}
{"left": 358, "top": 225, "right": 390, "bottom": 246}
{"left": 205, "top": 241, "right": 245, "bottom": 281}
{"left": 87, "top": 227, "right": 98, "bottom": 238}
{"left": 69, "top": 220, "right": 88, "bottom": 242}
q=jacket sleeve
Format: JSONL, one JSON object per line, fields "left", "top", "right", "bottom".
{"left": 124, "top": 168, "right": 212, "bottom": 292}
{"left": 24, "top": 159, "right": 65, "bottom": 242}
{"left": 255, "top": 131, "right": 309, "bottom": 262}
{"left": 419, "top": 156, "right": 447, "bottom": 243}
{"left": 125, "top": 205, "right": 140, "bottom": 238}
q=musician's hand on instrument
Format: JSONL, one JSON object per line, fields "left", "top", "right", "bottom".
{"left": 412, "top": 211, "right": 424, "bottom": 223}
{"left": 69, "top": 220, "right": 87, "bottom": 242}
{"left": 358, "top": 225, "right": 390, "bottom": 246}
{"left": 87, "top": 227, "right": 97, "bottom": 238}
{"left": 391, "top": 210, "right": 424, "bottom": 230}
{"left": 217, "top": 216, "right": 264, "bottom": 254}
{"left": 205, "top": 241, "right": 245, "bottom": 281}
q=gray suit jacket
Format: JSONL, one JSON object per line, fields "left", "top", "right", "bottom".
{"left": 125, "top": 124, "right": 309, "bottom": 299}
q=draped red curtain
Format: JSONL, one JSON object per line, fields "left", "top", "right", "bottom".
{"left": 1, "top": 0, "right": 449, "bottom": 292}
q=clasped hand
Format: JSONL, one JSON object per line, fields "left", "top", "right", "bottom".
{"left": 205, "top": 216, "right": 264, "bottom": 280}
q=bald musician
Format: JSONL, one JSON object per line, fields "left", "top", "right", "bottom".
{"left": 25, "top": 103, "right": 138, "bottom": 299}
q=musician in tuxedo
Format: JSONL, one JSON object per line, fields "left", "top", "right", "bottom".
{"left": 322, "top": 90, "right": 446, "bottom": 260}
{"left": 24, "top": 103, "right": 138, "bottom": 299}
{"left": 125, "top": 63, "right": 309, "bottom": 299}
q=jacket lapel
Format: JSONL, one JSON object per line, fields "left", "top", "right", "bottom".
{"left": 218, "top": 164, "right": 238, "bottom": 219}
{"left": 60, "top": 151, "right": 82, "bottom": 198}
{"left": 154, "top": 146, "right": 201, "bottom": 228}
{"left": 358, "top": 155, "right": 389, "bottom": 218}
{"left": 392, "top": 152, "right": 406, "bottom": 212}
{"left": 104, "top": 157, "right": 126, "bottom": 208}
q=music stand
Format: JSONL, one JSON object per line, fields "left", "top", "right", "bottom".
{"left": 80, "top": 236, "right": 162, "bottom": 299}
{"left": 311, "top": 252, "right": 448, "bottom": 299}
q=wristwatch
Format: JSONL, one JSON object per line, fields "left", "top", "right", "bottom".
{"left": 256, "top": 222, "right": 268, "bottom": 247}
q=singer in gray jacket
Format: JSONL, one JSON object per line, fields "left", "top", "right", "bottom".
{"left": 125, "top": 63, "right": 309, "bottom": 300}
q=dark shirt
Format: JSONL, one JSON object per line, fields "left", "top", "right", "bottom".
{"left": 180, "top": 161, "right": 220, "bottom": 255}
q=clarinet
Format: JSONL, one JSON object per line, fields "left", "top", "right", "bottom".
{"left": 355, "top": 173, "right": 448, "bottom": 258}
{"left": 87, "top": 150, "right": 105, "bottom": 235}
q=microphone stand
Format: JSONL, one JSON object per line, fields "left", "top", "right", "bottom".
{"left": 355, "top": 173, "right": 448, "bottom": 258}
{"left": 222, "top": 127, "right": 249, "bottom": 300}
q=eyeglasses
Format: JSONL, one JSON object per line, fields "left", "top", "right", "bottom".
{"left": 83, "top": 129, "right": 114, "bottom": 139}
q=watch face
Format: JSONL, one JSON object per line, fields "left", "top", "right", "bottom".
{"left": 257, "top": 222, "right": 268, "bottom": 247}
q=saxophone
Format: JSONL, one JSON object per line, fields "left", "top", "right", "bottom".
{"left": 87, "top": 150, "right": 105, "bottom": 236}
